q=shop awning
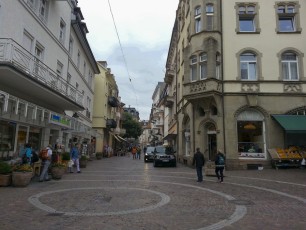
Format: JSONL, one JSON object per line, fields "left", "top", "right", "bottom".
{"left": 163, "top": 133, "right": 177, "bottom": 140}
{"left": 271, "top": 115, "right": 306, "bottom": 133}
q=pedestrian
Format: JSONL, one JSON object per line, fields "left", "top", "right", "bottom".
{"left": 70, "top": 143, "right": 81, "bottom": 173}
{"left": 192, "top": 147, "right": 205, "bottom": 182}
{"left": 136, "top": 146, "right": 141, "bottom": 159}
{"left": 23, "top": 143, "right": 32, "bottom": 164}
{"left": 131, "top": 146, "right": 137, "bottom": 159}
{"left": 39, "top": 144, "right": 52, "bottom": 182}
{"left": 215, "top": 149, "right": 225, "bottom": 183}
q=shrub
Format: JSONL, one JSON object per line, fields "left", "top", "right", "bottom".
{"left": 61, "top": 152, "right": 70, "bottom": 161}
{"left": 12, "top": 164, "right": 33, "bottom": 172}
{"left": 0, "top": 161, "right": 12, "bottom": 174}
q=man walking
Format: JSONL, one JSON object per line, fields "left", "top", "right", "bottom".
{"left": 39, "top": 144, "right": 52, "bottom": 182}
{"left": 215, "top": 150, "right": 225, "bottom": 183}
{"left": 193, "top": 148, "right": 205, "bottom": 182}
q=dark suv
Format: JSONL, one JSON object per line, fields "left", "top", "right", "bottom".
{"left": 144, "top": 146, "right": 156, "bottom": 163}
{"left": 153, "top": 146, "right": 176, "bottom": 167}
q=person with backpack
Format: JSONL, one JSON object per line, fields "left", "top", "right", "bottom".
{"left": 22, "top": 143, "right": 32, "bottom": 164}
{"left": 39, "top": 144, "right": 53, "bottom": 182}
{"left": 215, "top": 149, "right": 225, "bottom": 183}
{"left": 192, "top": 147, "right": 205, "bottom": 182}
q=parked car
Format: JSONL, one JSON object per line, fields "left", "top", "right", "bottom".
{"left": 144, "top": 146, "right": 156, "bottom": 163}
{"left": 153, "top": 146, "right": 176, "bottom": 167}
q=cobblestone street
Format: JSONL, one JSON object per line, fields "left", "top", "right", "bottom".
{"left": 0, "top": 156, "right": 305, "bottom": 230}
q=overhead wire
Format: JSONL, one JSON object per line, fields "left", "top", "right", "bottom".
{"left": 107, "top": 0, "right": 139, "bottom": 109}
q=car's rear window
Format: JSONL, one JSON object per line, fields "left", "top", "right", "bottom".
{"left": 155, "top": 146, "right": 166, "bottom": 154}
{"left": 146, "top": 147, "right": 155, "bottom": 153}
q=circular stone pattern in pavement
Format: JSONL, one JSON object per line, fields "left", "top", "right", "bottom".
{"left": 28, "top": 187, "right": 170, "bottom": 216}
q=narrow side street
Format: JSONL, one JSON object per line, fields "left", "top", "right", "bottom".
{"left": 0, "top": 156, "right": 305, "bottom": 230}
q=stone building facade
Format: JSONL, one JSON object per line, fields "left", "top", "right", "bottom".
{"left": 164, "top": 0, "right": 306, "bottom": 169}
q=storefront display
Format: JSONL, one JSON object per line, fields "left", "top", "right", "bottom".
{"left": 268, "top": 146, "right": 305, "bottom": 169}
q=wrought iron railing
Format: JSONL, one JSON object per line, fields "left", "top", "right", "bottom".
{"left": 0, "top": 38, "right": 83, "bottom": 106}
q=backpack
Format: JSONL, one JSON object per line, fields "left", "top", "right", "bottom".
{"left": 39, "top": 148, "right": 49, "bottom": 160}
{"left": 218, "top": 155, "right": 225, "bottom": 165}
{"left": 31, "top": 151, "right": 39, "bottom": 163}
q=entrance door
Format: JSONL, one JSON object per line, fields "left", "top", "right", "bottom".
{"left": 207, "top": 133, "right": 216, "bottom": 161}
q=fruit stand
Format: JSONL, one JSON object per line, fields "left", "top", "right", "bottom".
{"left": 268, "top": 147, "right": 305, "bottom": 169}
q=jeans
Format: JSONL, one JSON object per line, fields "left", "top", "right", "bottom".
{"left": 215, "top": 166, "right": 224, "bottom": 182}
{"left": 40, "top": 160, "right": 51, "bottom": 181}
{"left": 72, "top": 158, "right": 80, "bottom": 172}
{"left": 196, "top": 166, "right": 203, "bottom": 181}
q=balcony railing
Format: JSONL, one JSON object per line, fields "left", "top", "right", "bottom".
{"left": 0, "top": 38, "right": 83, "bottom": 106}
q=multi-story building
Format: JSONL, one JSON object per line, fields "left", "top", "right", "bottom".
{"left": 0, "top": 0, "right": 99, "bottom": 158}
{"left": 164, "top": 0, "right": 306, "bottom": 169}
{"left": 92, "top": 61, "right": 124, "bottom": 155}
{"left": 138, "top": 120, "right": 151, "bottom": 149}
{"left": 149, "top": 82, "right": 166, "bottom": 146}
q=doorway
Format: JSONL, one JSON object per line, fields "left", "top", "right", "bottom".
{"left": 207, "top": 132, "right": 216, "bottom": 160}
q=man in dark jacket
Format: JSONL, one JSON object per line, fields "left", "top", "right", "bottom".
{"left": 193, "top": 148, "right": 205, "bottom": 182}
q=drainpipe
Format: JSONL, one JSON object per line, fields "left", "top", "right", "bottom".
{"left": 193, "top": 104, "right": 195, "bottom": 154}
{"left": 220, "top": 0, "right": 227, "bottom": 158}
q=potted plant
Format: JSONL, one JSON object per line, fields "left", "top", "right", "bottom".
{"left": 50, "top": 162, "right": 66, "bottom": 180}
{"left": 12, "top": 164, "right": 33, "bottom": 187}
{"left": 79, "top": 155, "right": 87, "bottom": 168}
{"left": 95, "top": 152, "right": 103, "bottom": 160}
{"left": 61, "top": 152, "right": 70, "bottom": 165}
{"left": 0, "top": 161, "right": 12, "bottom": 186}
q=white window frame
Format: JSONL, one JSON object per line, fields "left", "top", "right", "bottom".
{"left": 59, "top": 19, "right": 66, "bottom": 44}
{"left": 56, "top": 61, "right": 63, "bottom": 78}
{"left": 240, "top": 53, "right": 257, "bottom": 80}
{"left": 200, "top": 53, "right": 207, "bottom": 80}
{"left": 281, "top": 52, "right": 299, "bottom": 81}
{"left": 69, "top": 37, "right": 74, "bottom": 56}
{"left": 190, "top": 56, "right": 197, "bottom": 81}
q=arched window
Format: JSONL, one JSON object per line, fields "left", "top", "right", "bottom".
{"left": 240, "top": 52, "right": 257, "bottom": 80}
{"left": 237, "top": 109, "right": 265, "bottom": 158}
{"left": 281, "top": 52, "right": 298, "bottom": 80}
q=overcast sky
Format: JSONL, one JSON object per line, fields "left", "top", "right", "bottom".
{"left": 78, "top": 0, "right": 178, "bottom": 120}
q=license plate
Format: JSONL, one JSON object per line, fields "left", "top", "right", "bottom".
{"left": 162, "top": 160, "right": 169, "bottom": 162}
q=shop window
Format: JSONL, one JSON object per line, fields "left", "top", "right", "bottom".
{"left": 237, "top": 109, "right": 265, "bottom": 158}
{"left": 0, "top": 120, "right": 16, "bottom": 154}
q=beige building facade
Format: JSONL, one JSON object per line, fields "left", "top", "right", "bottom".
{"left": 165, "top": 0, "right": 306, "bottom": 169}
{"left": 92, "top": 61, "right": 123, "bottom": 155}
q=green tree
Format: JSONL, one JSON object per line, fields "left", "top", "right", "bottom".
{"left": 122, "top": 112, "right": 142, "bottom": 139}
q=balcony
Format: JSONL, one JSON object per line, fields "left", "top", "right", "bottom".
{"left": 106, "top": 119, "right": 117, "bottom": 129}
{"left": 0, "top": 39, "right": 84, "bottom": 113}
{"left": 164, "top": 69, "right": 175, "bottom": 84}
{"left": 164, "top": 95, "right": 174, "bottom": 108}
{"left": 108, "top": 96, "right": 118, "bottom": 107}
{"left": 183, "top": 78, "right": 222, "bottom": 102}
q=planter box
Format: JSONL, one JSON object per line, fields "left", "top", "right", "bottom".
{"left": 0, "top": 174, "right": 12, "bottom": 187}
{"left": 12, "top": 172, "right": 32, "bottom": 187}
{"left": 51, "top": 167, "right": 66, "bottom": 180}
